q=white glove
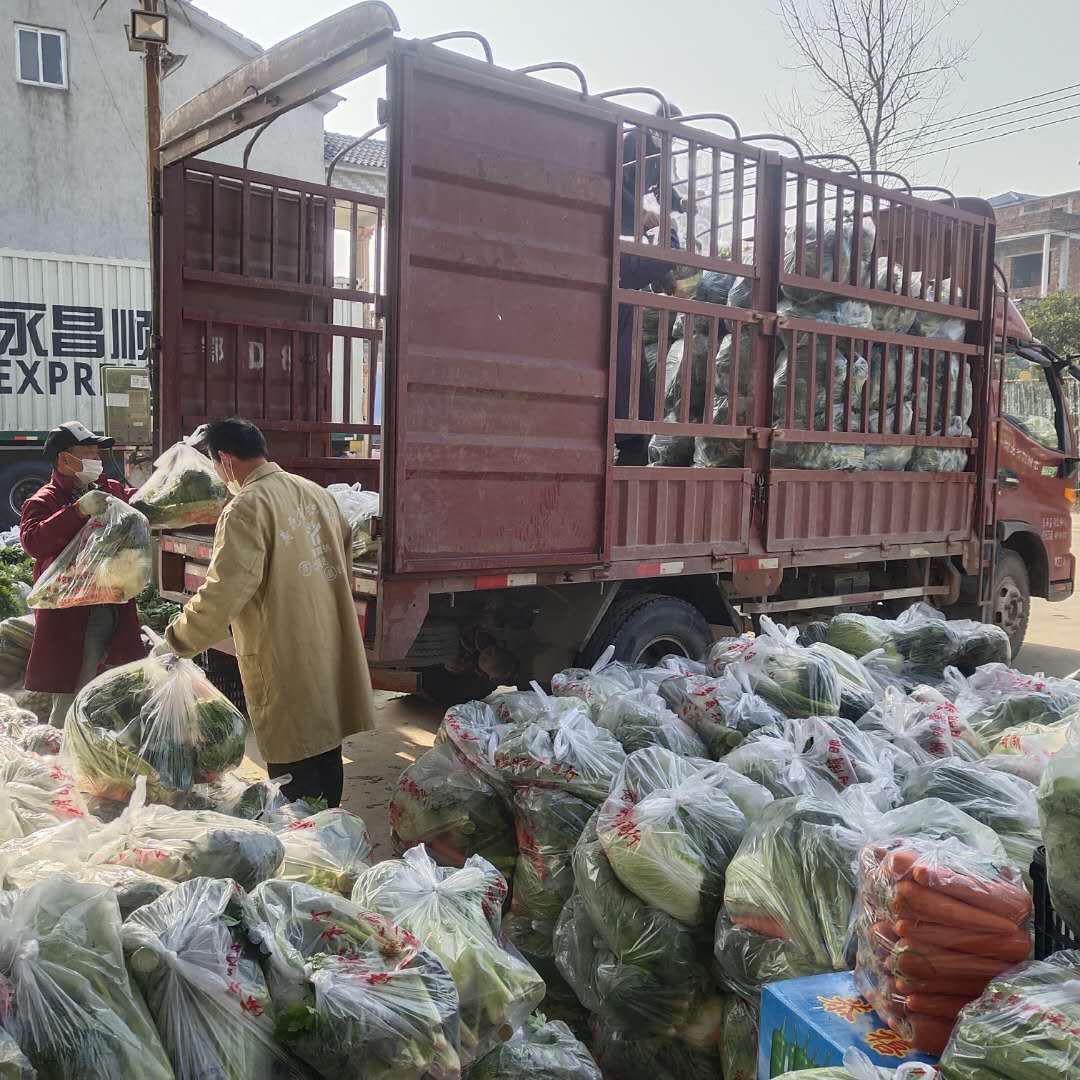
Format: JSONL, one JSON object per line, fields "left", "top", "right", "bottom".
{"left": 76, "top": 490, "right": 110, "bottom": 518}
{"left": 150, "top": 640, "right": 173, "bottom": 658}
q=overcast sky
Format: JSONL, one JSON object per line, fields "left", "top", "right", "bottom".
{"left": 192, "top": 0, "right": 1079, "bottom": 199}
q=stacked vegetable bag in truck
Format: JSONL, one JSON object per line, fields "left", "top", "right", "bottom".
{"left": 152, "top": 3, "right": 1076, "bottom": 700}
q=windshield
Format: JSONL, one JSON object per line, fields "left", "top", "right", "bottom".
{"left": 1002, "top": 353, "right": 1063, "bottom": 451}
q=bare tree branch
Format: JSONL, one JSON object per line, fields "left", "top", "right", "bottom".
{"left": 771, "top": 0, "right": 973, "bottom": 177}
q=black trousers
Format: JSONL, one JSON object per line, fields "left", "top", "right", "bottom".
{"left": 267, "top": 746, "right": 344, "bottom": 808}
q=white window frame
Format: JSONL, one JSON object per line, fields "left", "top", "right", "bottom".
{"left": 14, "top": 24, "right": 68, "bottom": 90}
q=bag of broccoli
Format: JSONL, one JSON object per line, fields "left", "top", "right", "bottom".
{"left": 90, "top": 778, "right": 283, "bottom": 890}
{"left": 352, "top": 846, "right": 544, "bottom": 1066}
{"left": 464, "top": 1011, "right": 600, "bottom": 1079}
{"left": 27, "top": 496, "right": 151, "bottom": 609}
{"left": 390, "top": 741, "right": 516, "bottom": 876}
{"left": 0, "top": 876, "right": 173, "bottom": 1080}
{"left": 242, "top": 877, "right": 463, "bottom": 1080}
{"left": 273, "top": 807, "right": 372, "bottom": 896}
{"left": 123, "top": 877, "right": 304, "bottom": 1080}
{"left": 130, "top": 439, "right": 228, "bottom": 527}
{"left": 63, "top": 650, "right": 247, "bottom": 806}
{"left": 327, "top": 483, "right": 380, "bottom": 562}
{"left": 596, "top": 747, "right": 754, "bottom": 926}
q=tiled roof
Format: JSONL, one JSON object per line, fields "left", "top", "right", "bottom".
{"left": 324, "top": 131, "right": 388, "bottom": 170}
{"left": 989, "top": 191, "right": 1041, "bottom": 208}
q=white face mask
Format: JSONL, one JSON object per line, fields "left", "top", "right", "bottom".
{"left": 76, "top": 459, "right": 103, "bottom": 484}
{"left": 216, "top": 459, "right": 242, "bottom": 496}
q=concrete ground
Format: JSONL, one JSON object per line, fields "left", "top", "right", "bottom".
{"left": 236, "top": 519, "right": 1080, "bottom": 857}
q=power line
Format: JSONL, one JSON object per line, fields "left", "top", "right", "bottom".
{"left": 910, "top": 108, "right": 1080, "bottom": 161}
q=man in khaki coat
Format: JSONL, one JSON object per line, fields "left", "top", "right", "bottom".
{"left": 162, "top": 418, "right": 373, "bottom": 806}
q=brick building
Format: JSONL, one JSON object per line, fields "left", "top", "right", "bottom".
{"left": 991, "top": 189, "right": 1080, "bottom": 299}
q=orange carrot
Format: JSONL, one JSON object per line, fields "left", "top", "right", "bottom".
{"left": 900, "top": 1013, "right": 955, "bottom": 1054}
{"left": 904, "top": 992, "right": 974, "bottom": 1020}
{"left": 895, "top": 920, "right": 1031, "bottom": 962}
{"left": 891, "top": 879, "right": 1023, "bottom": 934}
{"left": 731, "top": 912, "right": 788, "bottom": 939}
{"left": 884, "top": 847, "right": 919, "bottom": 881}
{"left": 910, "top": 862, "right": 1032, "bottom": 924}
{"left": 894, "top": 973, "right": 993, "bottom": 998}
{"left": 891, "top": 943, "right": 1015, "bottom": 981}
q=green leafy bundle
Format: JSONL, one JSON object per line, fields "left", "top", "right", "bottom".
{"left": 274, "top": 807, "right": 373, "bottom": 896}
{"left": 464, "top": 1012, "right": 600, "bottom": 1080}
{"left": 131, "top": 441, "right": 228, "bottom": 527}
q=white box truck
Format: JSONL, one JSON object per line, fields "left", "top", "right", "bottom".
{"left": 0, "top": 249, "right": 151, "bottom": 523}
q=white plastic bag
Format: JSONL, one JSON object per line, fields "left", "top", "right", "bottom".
{"left": 327, "top": 483, "right": 380, "bottom": 561}
{"left": 130, "top": 440, "right": 228, "bottom": 527}
{"left": 273, "top": 807, "right": 372, "bottom": 896}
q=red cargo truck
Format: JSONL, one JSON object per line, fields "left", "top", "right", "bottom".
{"left": 152, "top": 4, "right": 1077, "bottom": 701}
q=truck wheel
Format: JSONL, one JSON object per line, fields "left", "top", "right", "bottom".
{"left": 0, "top": 462, "right": 52, "bottom": 527}
{"left": 421, "top": 666, "right": 498, "bottom": 708}
{"left": 580, "top": 593, "right": 713, "bottom": 668}
{"left": 992, "top": 549, "right": 1031, "bottom": 659}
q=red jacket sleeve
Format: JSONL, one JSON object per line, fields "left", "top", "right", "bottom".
{"left": 100, "top": 477, "right": 136, "bottom": 503}
{"left": 20, "top": 496, "right": 87, "bottom": 562}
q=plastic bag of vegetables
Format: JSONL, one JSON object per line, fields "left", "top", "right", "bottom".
{"left": 352, "top": 846, "right": 544, "bottom": 1066}
{"left": 26, "top": 495, "right": 151, "bottom": 609}
{"left": 273, "top": 807, "right": 372, "bottom": 896}
{"left": 550, "top": 649, "right": 646, "bottom": 717}
{"left": 0, "top": 715, "right": 61, "bottom": 758}
{"left": 0, "top": 750, "right": 86, "bottom": 841}
{"left": 243, "top": 877, "right": 463, "bottom": 1080}
{"left": 722, "top": 716, "right": 899, "bottom": 806}
{"left": 659, "top": 667, "right": 785, "bottom": 758}
{"left": 596, "top": 747, "right": 753, "bottom": 926}
{"left": 589, "top": 1016, "right": 719, "bottom": 1080}
{"left": 0, "top": 876, "right": 173, "bottom": 1079}
{"left": 595, "top": 687, "right": 707, "bottom": 756}
{"left": 806, "top": 641, "right": 881, "bottom": 720}
{"left": 64, "top": 650, "right": 247, "bottom": 806}
{"left": 937, "top": 950, "right": 1080, "bottom": 1079}
{"left": 857, "top": 685, "right": 983, "bottom": 765}
{"left": 90, "top": 779, "right": 284, "bottom": 889}
{"left": 1037, "top": 730, "right": 1080, "bottom": 936}
{"left": 704, "top": 632, "right": 755, "bottom": 676}
{"left": 775, "top": 1048, "right": 937, "bottom": 1079}
{"left": 463, "top": 1011, "right": 600, "bottom": 1079}
{"left": 122, "top": 876, "right": 305, "bottom": 1080}
{"left": 130, "top": 439, "right": 228, "bottom": 527}
{"left": 390, "top": 741, "right": 516, "bottom": 876}
{"left": 911, "top": 278, "right": 966, "bottom": 343}
{"left": 327, "top": 483, "right": 380, "bottom": 562}
{"left": 781, "top": 218, "right": 875, "bottom": 304}
{"left": 854, "top": 835, "right": 1033, "bottom": 1055}
{"left": 901, "top": 758, "right": 1041, "bottom": 869}
{"left": 512, "top": 785, "right": 593, "bottom": 928}
{"left": 487, "top": 689, "right": 585, "bottom": 726}
{"left": 736, "top": 617, "right": 843, "bottom": 717}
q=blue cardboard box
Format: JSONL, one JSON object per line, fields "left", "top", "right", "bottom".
{"left": 758, "top": 971, "right": 940, "bottom": 1078}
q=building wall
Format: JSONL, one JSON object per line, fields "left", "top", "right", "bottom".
{"left": 997, "top": 236, "right": 1080, "bottom": 300}
{"left": 994, "top": 188, "right": 1080, "bottom": 299}
{"left": 0, "top": 0, "right": 330, "bottom": 262}
{"left": 331, "top": 164, "right": 387, "bottom": 198}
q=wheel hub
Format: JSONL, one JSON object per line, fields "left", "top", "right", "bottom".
{"left": 634, "top": 636, "right": 687, "bottom": 667}
{"left": 9, "top": 478, "right": 43, "bottom": 516}
{"left": 994, "top": 577, "right": 1026, "bottom": 638}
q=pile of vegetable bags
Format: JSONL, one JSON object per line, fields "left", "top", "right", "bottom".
{"left": 130, "top": 438, "right": 229, "bottom": 527}
{"left": 327, "top": 483, "right": 380, "bottom": 562}
{"left": 854, "top": 835, "right": 1033, "bottom": 1054}
{"left": 824, "top": 602, "right": 1011, "bottom": 681}
{"left": 63, "top": 650, "right": 247, "bottom": 808}
{"left": 352, "top": 845, "right": 545, "bottom": 1066}
{"left": 715, "top": 793, "right": 1011, "bottom": 999}
{"left": 389, "top": 740, "right": 517, "bottom": 877}
{"left": 242, "top": 877, "right": 463, "bottom": 1079}
{"left": 122, "top": 876, "right": 306, "bottom": 1079}
{"left": 0, "top": 876, "right": 174, "bottom": 1078}
{"left": 27, "top": 495, "right": 151, "bottom": 609}
{"left": 937, "top": 949, "right": 1080, "bottom": 1078}
{"left": 464, "top": 1011, "right": 600, "bottom": 1079}
{"left": 556, "top": 749, "right": 772, "bottom": 1071}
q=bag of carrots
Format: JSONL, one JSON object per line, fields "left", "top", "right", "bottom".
{"left": 854, "top": 836, "right": 1033, "bottom": 1055}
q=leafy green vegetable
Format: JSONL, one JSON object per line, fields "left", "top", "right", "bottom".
{"left": 243, "top": 877, "right": 463, "bottom": 1080}
{"left": 274, "top": 807, "right": 372, "bottom": 896}
{"left": 0, "top": 876, "right": 173, "bottom": 1080}
{"left": 1038, "top": 740, "right": 1080, "bottom": 936}
{"left": 136, "top": 585, "right": 181, "bottom": 634}
{"left": 352, "top": 846, "right": 544, "bottom": 1066}
{"left": 0, "top": 547, "right": 32, "bottom": 621}
{"left": 595, "top": 688, "right": 708, "bottom": 757}
{"left": 590, "top": 1016, "right": 720, "bottom": 1080}
{"left": 740, "top": 618, "right": 842, "bottom": 718}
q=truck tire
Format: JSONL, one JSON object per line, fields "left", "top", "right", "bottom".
{"left": 0, "top": 462, "right": 52, "bottom": 527}
{"left": 579, "top": 593, "right": 713, "bottom": 668}
{"left": 992, "top": 549, "right": 1031, "bottom": 660}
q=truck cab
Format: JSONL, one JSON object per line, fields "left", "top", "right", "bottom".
{"left": 986, "top": 296, "right": 1077, "bottom": 645}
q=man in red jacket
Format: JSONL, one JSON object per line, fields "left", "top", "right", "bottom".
{"left": 20, "top": 421, "right": 146, "bottom": 725}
